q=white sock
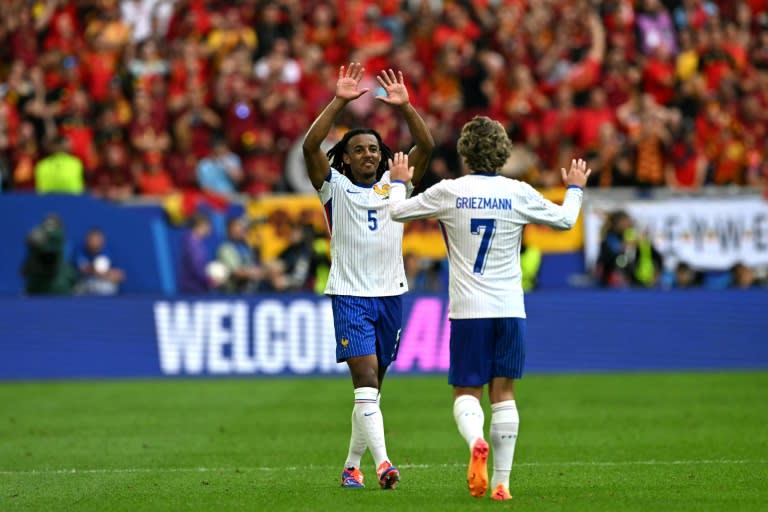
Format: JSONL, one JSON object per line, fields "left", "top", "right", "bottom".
{"left": 343, "top": 406, "right": 367, "bottom": 469}
{"left": 490, "top": 400, "right": 519, "bottom": 489}
{"left": 453, "top": 395, "right": 485, "bottom": 449}
{"left": 343, "top": 392, "right": 384, "bottom": 468}
{"left": 353, "top": 387, "right": 390, "bottom": 467}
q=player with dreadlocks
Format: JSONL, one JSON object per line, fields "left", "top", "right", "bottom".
{"left": 303, "top": 62, "right": 434, "bottom": 490}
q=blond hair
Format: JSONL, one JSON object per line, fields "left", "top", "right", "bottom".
{"left": 457, "top": 116, "right": 513, "bottom": 174}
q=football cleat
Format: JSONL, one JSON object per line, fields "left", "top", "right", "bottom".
{"left": 376, "top": 461, "right": 400, "bottom": 489}
{"left": 467, "top": 438, "right": 489, "bottom": 497}
{"left": 490, "top": 483, "right": 513, "bottom": 501}
{"left": 340, "top": 467, "right": 365, "bottom": 488}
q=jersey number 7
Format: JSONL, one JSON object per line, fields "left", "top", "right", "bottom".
{"left": 470, "top": 218, "right": 496, "bottom": 274}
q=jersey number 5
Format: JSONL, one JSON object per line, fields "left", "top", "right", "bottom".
{"left": 470, "top": 218, "right": 496, "bottom": 274}
{"left": 368, "top": 210, "right": 378, "bottom": 231}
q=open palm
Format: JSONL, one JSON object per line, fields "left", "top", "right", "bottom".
{"left": 375, "top": 69, "right": 409, "bottom": 106}
{"left": 335, "top": 63, "right": 369, "bottom": 101}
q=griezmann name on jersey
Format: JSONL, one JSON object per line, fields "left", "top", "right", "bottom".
{"left": 389, "top": 174, "right": 583, "bottom": 319}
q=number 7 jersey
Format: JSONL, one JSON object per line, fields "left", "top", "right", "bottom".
{"left": 318, "top": 168, "right": 414, "bottom": 297}
{"left": 389, "top": 173, "right": 584, "bottom": 319}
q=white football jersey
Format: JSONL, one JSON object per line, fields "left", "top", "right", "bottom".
{"left": 390, "top": 174, "right": 583, "bottom": 318}
{"left": 318, "top": 168, "right": 414, "bottom": 296}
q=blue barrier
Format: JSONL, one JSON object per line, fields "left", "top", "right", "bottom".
{"left": 0, "top": 194, "right": 585, "bottom": 295}
{"left": 0, "top": 194, "right": 237, "bottom": 295}
{"left": 0, "top": 290, "right": 765, "bottom": 380}
{"left": 0, "top": 194, "right": 169, "bottom": 294}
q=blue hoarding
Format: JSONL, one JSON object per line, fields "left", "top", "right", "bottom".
{"left": 0, "top": 291, "right": 766, "bottom": 380}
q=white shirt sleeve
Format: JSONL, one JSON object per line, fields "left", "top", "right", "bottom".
{"left": 516, "top": 183, "right": 583, "bottom": 230}
{"left": 317, "top": 169, "right": 337, "bottom": 205}
{"left": 389, "top": 181, "right": 444, "bottom": 222}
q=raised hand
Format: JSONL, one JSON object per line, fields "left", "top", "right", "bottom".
{"left": 560, "top": 158, "right": 592, "bottom": 188}
{"left": 375, "top": 69, "right": 410, "bottom": 107}
{"left": 388, "top": 152, "right": 414, "bottom": 183}
{"left": 336, "top": 62, "right": 369, "bottom": 101}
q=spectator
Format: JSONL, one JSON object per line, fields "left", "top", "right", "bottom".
{"left": 196, "top": 136, "right": 243, "bottom": 197}
{"left": 520, "top": 242, "right": 542, "bottom": 293}
{"left": 730, "top": 262, "right": 760, "bottom": 289}
{"left": 173, "top": 85, "right": 221, "bottom": 160}
{"left": 240, "top": 127, "right": 283, "bottom": 195}
{"left": 59, "top": 88, "right": 99, "bottom": 173}
{"left": 177, "top": 212, "right": 213, "bottom": 294}
{"left": 127, "top": 38, "right": 169, "bottom": 90}
{"left": 595, "top": 210, "right": 663, "bottom": 288}
{"left": 310, "top": 234, "right": 331, "bottom": 295}
{"left": 21, "top": 213, "right": 76, "bottom": 295}
{"left": 135, "top": 150, "right": 175, "bottom": 197}
{"left": 666, "top": 130, "right": 707, "bottom": 190}
{"left": 347, "top": 5, "right": 394, "bottom": 73}
{"left": 73, "top": 227, "right": 125, "bottom": 296}
{"left": 130, "top": 90, "right": 170, "bottom": 157}
{"left": 121, "top": 0, "right": 173, "bottom": 43}
{"left": 274, "top": 223, "right": 316, "bottom": 292}
{"left": 215, "top": 216, "right": 266, "bottom": 294}
{"left": 8, "top": 121, "right": 39, "bottom": 192}
{"left": 205, "top": 6, "right": 257, "bottom": 66}
{"left": 672, "top": 261, "right": 702, "bottom": 289}
{"left": 34, "top": 136, "right": 84, "bottom": 194}
{"left": 253, "top": 38, "right": 301, "bottom": 85}
{"left": 166, "top": 134, "right": 199, "bottom": 190}
{"left": 636, "top": 0, "right": 678, "bottom": 56}
{"left": 576, "top": 87, "right": 616, "bottom": 153}
{"left": 89, "top": 143, "right": 134, "bottom": 201}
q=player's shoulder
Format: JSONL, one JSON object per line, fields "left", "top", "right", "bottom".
{"left": 454, "top": 173, "right": 522, "bottom": 189}
{"left": 503, "top": 177, "right": 539, "bottom": 195}
{"left": 324, "top": 167, "right": 351, "bottom": 186}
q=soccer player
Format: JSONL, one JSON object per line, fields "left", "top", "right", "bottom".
{"left": 302, "top": 62, "right": 434, "bottom": 489}
{"left": 387, "top": 116, "right": 590, "bottom": 500}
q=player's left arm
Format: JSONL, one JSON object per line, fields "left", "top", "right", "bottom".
{"left": 376, "top": 69, "right": 434, "bottom": 185}
{"left": 388, "top": 152, "right": 442, "bottom": 222}
{"left": 518, "top": 159, "right": 591, "bottom": 230}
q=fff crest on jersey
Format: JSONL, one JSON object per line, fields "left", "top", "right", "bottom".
{"left": 373, "top": 183, "right": 391, "bottom": 198}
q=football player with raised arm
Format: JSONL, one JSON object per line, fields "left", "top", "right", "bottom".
{"left": 387, "top": 116, "right": 590, "bottom": 500}
{"left": 302, "top": 62, "right": 434, "bottom": 490}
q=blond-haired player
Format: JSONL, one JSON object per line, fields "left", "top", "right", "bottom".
{"left": 388, "top": 116, "right": 589, "bottom": 500}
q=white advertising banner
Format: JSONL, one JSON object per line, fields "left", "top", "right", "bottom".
{"left": 584, "top": 197, "right": 768, "bottom": 270}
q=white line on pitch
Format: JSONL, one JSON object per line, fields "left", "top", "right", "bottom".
{"left": 1, "top": 459, "right": 766, "bottom": 476}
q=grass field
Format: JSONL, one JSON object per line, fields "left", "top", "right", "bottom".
{"left": 1, "top": 371, "right": 767, "bottom": 511}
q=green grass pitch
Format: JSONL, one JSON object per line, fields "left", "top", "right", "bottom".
{"left": 1, "top": 371, "right": 767, "bottom": 511}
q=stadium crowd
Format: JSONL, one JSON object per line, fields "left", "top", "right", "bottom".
{"left": 4, "top": 0, "right": 768, "bottom": 294}
{"left": 2, "top": 0, "right": 768, "bottom": 195}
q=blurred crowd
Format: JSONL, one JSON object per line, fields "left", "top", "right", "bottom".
{"left": 21, "top": 208, "right": 766, "bottom": 297}
{"left": 7, "top": 0, "right": 768, "bottom": 296}
{"left": 594, "top": 209, "right": 768, "bottom": 289}
{"left": 2, "top": 0, "right": 768, "bottom": 198}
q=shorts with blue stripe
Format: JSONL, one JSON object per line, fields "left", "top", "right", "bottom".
{"left": 448, "top": 317, "right": 526, "bottom": 386}
{"left": 331, "top": 295, "right": 403, "bottom": 367}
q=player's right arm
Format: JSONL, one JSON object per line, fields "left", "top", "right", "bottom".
{"left": 302, "top": 63, "right": 370, "bottom": 189}
{"left": 517, "top": 158, "right": 591, "bottom": 230}
{"left": 388, "top": 152, "right": 444, "bottom": 222}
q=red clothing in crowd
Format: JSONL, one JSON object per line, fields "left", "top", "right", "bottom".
{"left": 642, "top": 54, "right": 676, "bottom": 106}
{"left": 577, "top": 106, "right": 615, "bottom": 152}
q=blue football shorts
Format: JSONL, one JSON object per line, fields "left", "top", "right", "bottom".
{"left": 331, "top": 295, "right": 403, "bottom": 367}
{"left": 448, "top": 317, "right": 526, "bottom": 386}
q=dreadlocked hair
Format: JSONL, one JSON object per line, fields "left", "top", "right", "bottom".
{"left": 326, "top": 128, "right": 394, "bottom": 181}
